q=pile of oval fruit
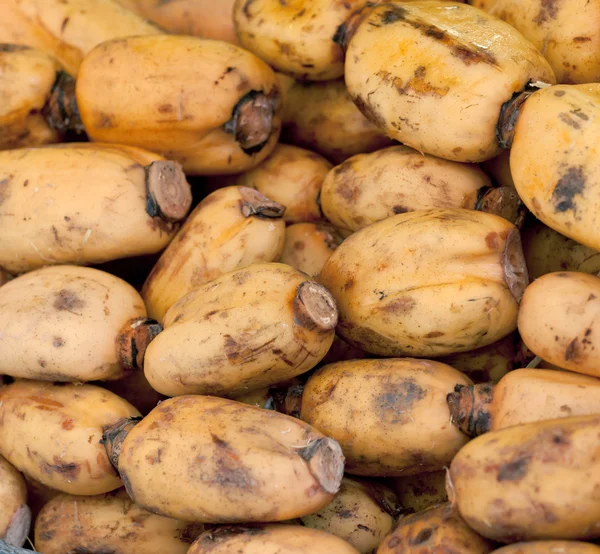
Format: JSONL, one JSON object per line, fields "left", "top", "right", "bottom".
{"left": 1, "top": 0, "right": 600, "bottom": 553}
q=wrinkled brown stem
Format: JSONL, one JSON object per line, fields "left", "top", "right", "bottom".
{"left": 102, "top": 417, "right": 142, "bottom": 470}
{"left": 447, "top": 383, "right": 495, "bottom": 438}
{"left": 297, "top": 437, "right": 345, "bottom": 494}
{"left": 118, "top": 317, "right": 163, "bottom": 371}
{"left": 293, "top": 282, "right": 338, "bottom": 331}
{"left": 496, "top": 88, "right": 535, "bottom": 149}
{"left": 333, "top": 2, "right": 378, "bottom": 52}
{"left": 476, "top": 186, "right": 527, "bottom": 229}
{"left": 3, "top": 505, "right": 31, "bottom": 549}
{"left": 272, "top": 384, "right": 304, "bottom": 418}
{"left": 145, "top": 161, "right": 193, "bottom": 222}
{"left": 502, "top": 229, "right": 529, "bottom": 303}
{"left": 0, "top": 540, "right": 31, "bottom": 554}
{"left": 239, "top": 187, "right": 286, "bottom": 219}
{"left": 42, "top": 71, "right": 85, "bottom": 136}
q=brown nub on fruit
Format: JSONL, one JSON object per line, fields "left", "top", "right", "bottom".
{"left": 42, "top": 71, "right": 85, "bottom": 135}
{"left": 239, "top": 187, "right": 286, "bottom": 219}
{"left": 317, "top": 222, "right": 345, "bottom": 251}
{"left": 476, "top": 186, "right": 527, "bottom": 229}
{"left": 284, "top": 384, "right": 304, "bottom": 418}
{"left": 447, "top": 383, "right": 494, "bottom": 438}
{"left": 118, "top": 317, "right": 163, "bottom": 371}
{"left": 223, "top": 89, "right": 278, "bottom": 154}
{"left": 502, "top": 229, "right": 529, "bottom": 303}
{"left": 496, "top": 87, "right": 536, "bottom": 149}
{"left": 4, "top": 504, "right": 31, "bottom": 549}
{"left": 293, "top": 282, "right": 339, "bottom": 331}
{"left": 101, "top": 417, "right": 142, "bottom": 470}
{"left": 296, "top": 437, "right": 345, "bottom": 494}
{"left": 145, "top": 161, "right": 193, "bottom": 222}
{"left": 333, "top": 2, "right": 379, "bottom": 52}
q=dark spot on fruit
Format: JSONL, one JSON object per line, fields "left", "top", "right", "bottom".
{"left": 158, "top": 104, "right": 174, "bottom": 113}
{"left": 388, "top": 536, "right": 402, "bottom": 548}
{"left": 352, "top": 94, "right": 386, "bottom": 128}
{"left": 552, "top": 166, "right": 585, "bottom": 213}
{"left": 338, "top": 509, "right": 354, "bottom": 518}
{"left": 41, "top": 460, "right": 80, "bottom": 480}
{"left": 560, "top": 404, "right": 572, "bottom": 413}
{"left": 294, "top": 240, "right": 306, "bottom": 251}
{"left": 554, "top": 90, "right": 566, "bottom": 97}
{"left": 376, "top": 377, "right": 426, "bottom": 424}
{"left": 53, "top": 337, "right": 65, "bottom": 348}
{"left": 559, "top": 113, "right": 581, "bottom": 129}
{"left": 565, "top": 337, "right": 580, "bottom": 361}
{"left": 95, "top": 113, "right": 115, "bottom": 128}
{"left": 60, "top": 17, "right": 70, "bottom": 32}
{"left": 53, "top": 289, "right": 85, "bottom": 314}
{"left": 380, "top": 6, "right": 408, "bottom": 24}
{"left": 0, "top": 174, "right": 13, "bottom": 207}
{"left": 344, "top": 278, "right": 355, "bottom": 291}
{"left": 357, "top": 524, "right": 371, "bottom": 531}
{"left": 210, "top": 433, "right": 256, "bottom": 490}
{"left": 223, "top": 335, "right": 239, "bottom": 361}
{"left": 573, "top": 36, "right": 592, "bottom": 42}
{"left": 424, "top": 331, "right": 444, "bottom": 338}
{"left": 412, "top": 527, "right": 434, "bottom": 544}
{"left": 534, "top": 0, "right": 559, "bottom": 23}
{"left": 61, "top": 418, "right": 74, "bottom": 430}
{"left": 485, "top": 231, "right": 500, "bottom": 249}
{"left": 382, "top": 297, "right": 416, "bottom": 314}
{"left": 497, "top": 457, "right": 529, "bottom": 481}
{"left": 72, "top": 547, "right": 117, "bottom": 554}
{"left": 38, "top": 359, "right": 47, "bottom": 368}
{"left": 0, "top": 44, "right": 30, "bottom": 52}
{"left": 393, "top": 205, "right": 409, "bottom": 214}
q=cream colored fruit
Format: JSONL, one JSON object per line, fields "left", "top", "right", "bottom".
{"left": 142, "top": 186, "right": 286, "bottom": 323}
{"left": 300, "top": 358, "right": 471, "bottom": 476}
{"left": 0, "top": 456, "right": 30, "bottom": 548}
{"left": 319, "top": 209, "right": 528, "bottom": 357}
{"left": 448, "top": 414, "right": 600, "bottom": 542}
{"left": 0, "top": 380, "right": 140, "bottom": 495}
{"left": 108, "top": 396, "right": 345, "bottom": 522}
{"left": 511, "top": 84, "right": 600, "bottom": 250}
{"left": 344, "top": 1, "right": 555, "bottom": 162}
{"left": 518, "top": 272, "right": 600, "bottom": 378}
{"left": 76, "top": 36, "right": 281, "bottom": 175}
{"left": 390, "top": 470, "right": 448, "bottom": 514}
{"left": 144, "top": 263, "right": 337, "bottom": 397}
{"left": 491, "top": 541, "right": 600, "bottom": 554}
{"left": 34, "top": 490, "right": 202, "bottom": 554}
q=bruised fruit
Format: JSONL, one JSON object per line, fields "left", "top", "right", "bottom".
{"left": 74, "top": 36, "right": 281, "bottom": 175}
{"left": 448, "top": 414, "right": 600, "bottom": 542}
{"left": 448, "top": 368, "right": 600, "bottom": 437}
{"left": 188, "top": 524, "right": 360, "bottom": 553}
{"left": 319, "top": 209, "right": 528, "bottom": 357}
{"left": 301, "top": 477, "right": 401, "bottom": 554}
{"left": 491, "top": 542, "right": 600, "bottom": 554}
{"left": 104, "top": 395, "right": 345, "bottom": 522}
{"left": 377, "top": 502, "right": 494, "bottom": 554}
{"left": 0, "top": 143, "right": 191, "bottom": 274}
{"left": 510, "top": 84, "right": 600, "bottom": 250}
{"left": 343, "top": 1, "right": 555, "bottom": 162}
{"left": 144, "top": 263, "right": 337, "bottom": 397}
{"left": 0, "top": 380, "right": 140, "bottom": 495}
{"left": 300, "top": 358, "right": 471, "bottom": 476}
{"left": 34, "top": 489, "right": 202, "bottom": 554}
{"left": 0, "top": 457, "right": 30, "bottom": 548}
{"left": 142, "top": 186, "right": 286, "bottom": 323}
{"left": 518, "top": 272, "right": 600, "bottom": 378}
{"left": 280, "top": 223, "right": 344, "bottom": 278}
{"left": 390, "top": 470, "right": 448, "bottom": 514}
{"left": 0, "top": 265, "right": 159, "bottom": 382}
{"left": 233, "top": 144, "right": 331, "bottom": 224}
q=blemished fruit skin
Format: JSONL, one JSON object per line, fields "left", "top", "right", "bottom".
{"left": 300, "top": 358, "right": 471, "bottom": 476}
{"left": 343, "top": 1, "right": 555, "bottom": 163}
{"left": 319, "top": 209, "right": 528, "bottom": 357}
{"left": 0, "top": 380, "right": 140, "bottom": 495}
{"left": 491, "top": 541, "right": 600, "bottom": 554}
{"left": 0, "top": 456, "right": 30, "bottom": 548}
{"left": 470, "top": 0, "right": 600, "bottom": 84}
{"left": 390, "top": 470, "right": 448, "bottom": 514}
{"left": 321, "top": 145, "right": 492, "bottom": 233}
{"left": 448, "top": 414, "right": 600, "bottom": 542}
{"left": 144, "top": 263, "right": 337, "bottom": 397}
{"left": 34, "top": 490, "right": 203, "bottom": 554}
{"left": 510, "top": 84, "right": 600, "bottom": 250}
{"left": 76, "top": 36, "right": 282, "bottom": 175}
{"left": 518, "top": 272, "right": 600, "bottom": 378}
{"left": 142, "top": 186, "right": 286, "bottom": 323}
{"left": 376, "top": 503, "right": 495, "bottom": 554}
{"left": 109, "top": 396, "right": 345, "bottom": 523}
{"left": 0, "top": 143, "right": 191, "bottom": 274}
{"left": 188, "top": 524, "right": 361, "bottom": 554}
{"left": 301, "top": 477, "right": 401, "bottom": 554}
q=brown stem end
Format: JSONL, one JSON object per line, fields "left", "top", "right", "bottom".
{"left": 297, "top": 437, "right": 345, "bottom": 495}
{"left": 447, "top": 383, "right": 494, "bottom": 438}
{"left": 502, "top": 228, "right": 529, "bottom": 303}
{"left": 42, "top": 71, "right": 85, "bottom": 136}
{"left": 239, "top": 187, "right": 286, "bottom": 219}
{"left": 145, "top": 160, "right": 192, "bottom": 223}
{"left": 477, "top": 186, "right": 527, "bottom": 229}
{"left": 101, "top": 417, "right": 142, "bottom": 470}
{"left": 118, "top": 317, "right": 163, "bottom": 371}
{"left": 496, "top": 88, "right": 534, "bottom": 149}
{"left": 293, "top": 282, "right": 338, "bottom": 331}
{"left": 333, "top": 2, "right": 378, "bottom": 52}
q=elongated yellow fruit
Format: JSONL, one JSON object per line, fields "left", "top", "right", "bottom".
{"left": 34, "top": 490, "right": 202, "bottom": 554}
{"left": 0, "top": 266, "right": 161, "bottom": 382}
{"left": 0, "top": 144, "right": 191, "bottom": 274}
{"left": 0, "top": 457, "right": 30, "bottom": 548}
{"left": 144, "top": 263, "right": 337, "bottom": 397}
{"left": 0, "top": 380, "right": 140, "bottom": 495}
{"left": 75, "top": 36, "right": 282, "bottom": 175}
{"left": 103, "top": 396, "right": 345, "bottom": 522}
{"left": 319, "top": 209, "right": 528, "bottom": 357}
{"left": 491, "top": 541, "right": 600, "bottom": 554}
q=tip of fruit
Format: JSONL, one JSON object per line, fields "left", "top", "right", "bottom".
{"left": 502, "top": 229, "right": 529, "bottom": 303}
{"left": 297, "top": 437, "right": 345, "bottom": 495}
{"left": 145, "top": 161, "right": 192, "bottom": 223}
{"left": 294, "top": 282, "right": 338, "bottom": 331}
{"left": 239, "top": 187, "right": 286, "bottom": 219}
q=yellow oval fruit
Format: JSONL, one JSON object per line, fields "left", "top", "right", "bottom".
{"left": 301, "top": 477, "right": 401, "bottom": 554}
{"left": 106, "top": 396, "right": 345, "bottom": 522}
{"left": 491, "top": 541, "right": 600, "bottom": 554}
{"left": 344, "top": 1, "right": 555, "bottom": 162}
{"left": 518, "top": 272, "right": 600, "bottom": 378}
{"left": 319, "top": 209, "right": 528, "bottom": 357}
{"left": 76, "top": 36, "right": 281, "bottom": 175}
{"left": 233, "top": 144, "right": 332, "bottom": 224}
{"left": 448, "top": 414, "right": 600, "bottom": 542}
{"left": 0, "top": 143, "right": 191, "bottom": 274}
{"left": 0, "top": 380, "right": 140, "bottom": 495}
{"left": 0, "top": 456, "right": 30, "bottom": 548}
{"left": 142, "top": 186, "right": 286, "bottom": 323}
{"left": 300, "top": 358, "right": 471, "bottom": 476}
{"left": 510, "top": 84, "right": 600, "bottom": 249}
{"left": 321, "top": 145, "right": 493, "bottom": 233}
{"left": 390, "top": 470, "right": 448, "bottom": 514}
{"left": 188, "top": 524, "right": 360, "bottom": 554}
{"left": 144, "top": 263, "right": 337, "bottom": 397}
{"left": 34, "top": 490, "right": 202, "bottom": 554}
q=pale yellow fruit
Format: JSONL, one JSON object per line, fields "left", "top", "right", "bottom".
{"left": 491, "top": 541, "right": 600, "bottom": 554}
